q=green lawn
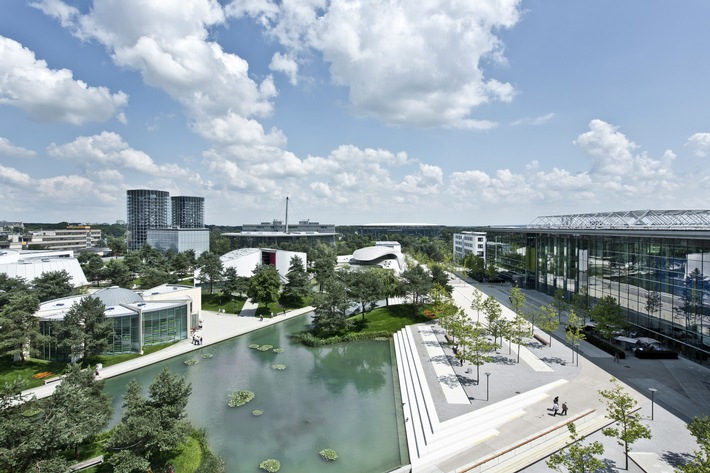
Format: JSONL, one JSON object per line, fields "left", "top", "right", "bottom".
{"left": 201, "top": 293, "right": 246, "bottom": 314}
{"left": 348, "top": 303, "right": 433, "bottom": 335}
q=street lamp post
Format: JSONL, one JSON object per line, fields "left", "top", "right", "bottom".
{"left": 575, "top": 343, "right": 580, "bottom": 366}
{"left": 649, "top": 388, "right": 657, "bottom": 420}
{"left": 485, "top": 372, "right": 491, "bottom": 402}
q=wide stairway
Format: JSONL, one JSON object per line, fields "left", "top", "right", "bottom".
{"left": 393, "top": 325, "right": 612, "bottom": 473}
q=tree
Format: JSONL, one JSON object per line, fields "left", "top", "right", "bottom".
{"left": 171, "top": 251, "right": 192, "bottom": 279}
{"left": 0, "top": 292, "right": 42, "bottom": 364}
{"left": 0, "top": 380, "right": 46, "bottom": 473}
{"left": 79, "top": 252, "right": 105, "bottom": 286}
{"left": 312, "top": 243, "right": 337, "bottom": 292}
{"left": 379, "top": 269, "right": 402, "bottom": 306}
{"left": 108, "top": 368, "right": 192, "bottom": 471}
{"left": 430, "top": 285, "right": 459, "bottom": 339}
{"left": 42, "top": 363, "right": 112, "bottom": 460}
{"left": 59, "top": 296, "right": 114, "bottom": 361}
{"left": 247, "top": 264, "right": 282, "bottom": 307}
{"left": 509, "top": 287, "right": 526, "bottom": 318}
{"left": 678, "top": 416, "right": 710, "bottom": 473}
{"left": 599, "top": 378, "right": 652, "bottom": 470}
{"left": 552, "top": 288, "right": 568, "bottom": 323}
{"left": 482, "top": 295, "right": 503, "bottom": 346}
{"left": 104, "top": 259, "right": 134, "bottom": 288}
{"left": 107, "top": 235, "right": 127, "bottom": 258}
{"left": 546, "top": 422, "right": 605, "bottom": 473}
{"left": 123, "top": 252, "right": 144, "bottom": 275}
{"left": 459, "top": 321, "right": 495, "bottom": 383}
{"left": 281, "top": 255, "right": 310, "bottom": 306}
{"left": 197, "top": 252, "right": 223, "bottom": 294}
{"left": 222, "top": 267, "right": 249, "bottom": 299}
{"left": 344, "top": 268, "right": 383, "bottom": 319}
{"left": 32, "top": 269, "right": 74, "bottom": 302}
{"left": 565, "top": 309, "right": 586, "bottom": 365}
{"left": 591, "top": 295, "right": 627, "bottom": 341}
{"left": 430, "top": 264, "right": 452, "bottom": 294}
{"left": 0, "top": 274, "right": 29, "bottom": 310}
{"left": 470, "top": 287, "right": 485, "bottom": 324}
{"left": 312, "top": 276, "right": 350, "bottom": 336}
{"left": 644, "top": 291, "right": 662, "bottom": 328}
{"left": 571, "top": 287, "right": 591, "bottom": 324}
{"left": 463, "top": 254, "right": 486, "bottom": 281}
{"left": 537, "top": 304, "right": 561, "bottom": 346}
{"left": 510, "top": 313, "right": 529, "bottom": 363}
{"left": 139, "top": 267, "right": 174, "bottom": 289}
{"left": 400, "top": 264, "right": 434, "bottom": 311}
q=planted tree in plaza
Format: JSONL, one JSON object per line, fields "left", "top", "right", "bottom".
{"left": 591, "top": 295, "right": 627, "bottom": 341}
{"left": 510, "top": 313, "right": 529, "bottom": 363}
{"left": 470, "top": 287, "right": 485, "bottom": 323}
{"left": 463, "top": 253, "right": 486, "bottom": 281}
{"left": 482, "top": 295, "right": 503, "bottom": 346}
{"left": 430, "top": 285, "right": 459, "bottom": 339}
{"left": 546, "top": 422, "right": 605, "bottom": 473}
{"left": 58, "top": 295, "right": 113, "bottom": 361}
{"left": 509, "top": 287, "right": 526, "bottom": 318}
{"left": 312, "top": 276, "right": 350, "bottom": 336}
{"left": 0, "top": 292, "right": 42, "bottom": 364}
{"left": 459, "top": 321, "right": 495, "bottom": 383}
{"left": 537, "top": 304, "right": 560, "bottom": 346}
{"left": 430, "top": 263, "right": 452, "bottom": 294}
{"left": 599, "top": 378, "right": 652, "bottom": 471}
{"left": 552, "top": 288, "right": 568, "bottom": 323}
{"left": 108, "top": 368, "right": 192, "bottom": 472}
{"left": 565, "top": 309, "right": 586, "bottom": 365}
{"left": 247, "top": 264, "right": 282, "bottom": 307}
{"left": 678, "top": 415, "right": 710, "bottom": 473}
{"left": 32, "top": 270, "right": 74, "bottom": 302}
{"left": 571, "top": 286, "right": 591, "bottom": 324}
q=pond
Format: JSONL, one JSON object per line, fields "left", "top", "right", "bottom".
{"left": 102, "top": 314, "right": 408, "bottom": 472}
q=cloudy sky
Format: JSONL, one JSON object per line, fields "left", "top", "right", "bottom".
{"left": 1, "top": 1, "right": 709, "bottom": 226}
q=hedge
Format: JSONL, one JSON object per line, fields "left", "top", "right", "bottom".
{"left": 585, "top": 334, "right": 626, "bottom": 359}
{"left": 634, "top": 349, "right": 678, "bottom": 359}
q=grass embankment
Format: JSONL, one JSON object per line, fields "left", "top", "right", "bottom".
{"left": 1, "top": 341, "right": 179, "bottom": 390}
{"left": 201, "top": 293, "right": 246, "bottom": 314}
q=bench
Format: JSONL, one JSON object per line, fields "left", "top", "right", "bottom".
{"left": 43, "top": 377, "right": 62, "bottom": 385}
{"left": 69, "top": 455, "right": 104, "bottom": 472}
{"left": 533, "top": 333, "right": 549, "bottom": 346}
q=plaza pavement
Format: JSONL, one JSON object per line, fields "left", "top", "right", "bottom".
{"left": 21, "top": 277, "right": 710, "bottom": 473}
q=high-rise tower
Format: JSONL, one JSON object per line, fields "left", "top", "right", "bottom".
{"left": 126, "top": 189, "right": 169, "bottom": 250}
{"left": 171, "top": 196, "right": 204, "bottom": 228}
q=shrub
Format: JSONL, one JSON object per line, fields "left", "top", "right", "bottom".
{"left": 319, "top": 448, "right": 339, "bottom": 461}
{"left": 585, "top": 334, "right": 625, "bottom": 359}
{"left": 184, "top": 359, "right": 199, "bottom": 365}
{"left": 259, "top": 458, "right": 281, "bottom": 472}
{"left": 228, "top": 390, "right": 255, "bottom": 407}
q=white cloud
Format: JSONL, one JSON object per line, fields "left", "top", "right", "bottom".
{"left": 512, "top": 112, "right": 555, "bottom": 126}
{"left": 0, "top": 137, "right": 36, "bottom": 158}
{"left": 269, "top": 52, "right": 299, "bottom": 85}
{"left": 233, "top": 0, "right": 522, "bottom": 128}
{"left": 573, "top": 119, "right": 639, "bottom": 176}
{"left": 47, "top": 131, "right": 193, "bottom": 178}
{"left": 0, "top": 164, "right": 33, "bottom": 187}
{"left": 0, "top": 36, "right": 128, "bottom": 125}
{"left": 686, "top": 133, "right": 710, "bottom": 157}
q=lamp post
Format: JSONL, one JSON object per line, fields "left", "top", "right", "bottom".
{"left": 485, "top": 372, "right": 491, "bottom": 402}
{"left": 649, "top": 388, "right": 657, "bottom": 420}
{"left": 575, "top": 343, "right": 580, "bottom": 366}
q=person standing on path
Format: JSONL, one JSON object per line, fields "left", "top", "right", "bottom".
{"left": 561, "top": 402, "right": 568, "bottom": 415}
{"left": 614, "top": 352, "right": 620, "bottom": 363}
{"left": 553, "top": 401, "right": 559, "bottom": 416}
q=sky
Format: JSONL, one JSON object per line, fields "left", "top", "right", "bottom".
{"left": 1, "top": 0, "right": 710, "bottom": 227}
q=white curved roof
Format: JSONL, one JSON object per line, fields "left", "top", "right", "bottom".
{"left": 0, "top": 253, "right": 88, "bottom": 287}
{"left": 351, "top": 246, "right": 406, "bottom": 272}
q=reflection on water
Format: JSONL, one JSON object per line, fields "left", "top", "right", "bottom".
{"left": 102, "top": 314, "right": 406, "bottom": 473}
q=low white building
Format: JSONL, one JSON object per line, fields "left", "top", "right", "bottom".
{"left": 0, "top": 249, "right": 88, "bottom": 287}
{"left": 453, "top": 231, "right": 486, "bottom": 261}
{"left": 349, "top": 245, "right": 407, "bottom": 275}
{"left": 216, "top": 248, "right": 307, "bottom": 282}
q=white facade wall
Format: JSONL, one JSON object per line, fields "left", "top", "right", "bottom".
{"left": 453, "top": 231, "right": 486, "bottom": 261}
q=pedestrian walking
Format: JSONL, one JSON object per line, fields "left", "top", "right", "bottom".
{"left": 614, "top": 352, "right": 620, "bottom": 363}
{"left": 561, "top": 402, "right": 568, "bottom": 415}
{"left": 553, "top": 401, "right": 559, "bottom": 416}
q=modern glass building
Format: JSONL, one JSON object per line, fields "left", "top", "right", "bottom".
{"left": 474, "top": 210, "right": 710, "bottom": 363}
{"left": 147, "top": 228, "right": 210, "bottom": 256}
{"left": 36, "top": 285, "right": 197, "bottom": 361}
{"left": 171, "top": 196, "right": 204, "bottom": 228}
{"left": 127, "top": 189, "right": 170, "bottom": 250}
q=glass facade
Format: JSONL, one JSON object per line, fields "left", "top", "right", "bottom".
{"left": 127, "top": 189, "right": 170, "bottom": 251}
{"left": 146, "top": 228, "right": 210, "bottom": 256}
{"left": 142, "top": 305, "right": 188, "bottom": 346}
{"left": 479, "top": 228, "right": 710, "bottom": 363}
{"left": 171, "top": 196, "right": 204, "bottom": 228}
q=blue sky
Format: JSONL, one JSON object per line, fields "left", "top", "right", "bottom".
{"left": 1, "top": 0, "right": 709, "bottom": 226}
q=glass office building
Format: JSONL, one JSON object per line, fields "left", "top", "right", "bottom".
{"left": 475, "top": 210, "right": 710, "bottom": 363}
{"left": 147, "top": 228, "right": 210, "bottom": 256}
{"left": 172, "top": 196, "right": 204, "bottom": 228}
{"left": 127, "top": 189, "right": 170, "bottom": 250}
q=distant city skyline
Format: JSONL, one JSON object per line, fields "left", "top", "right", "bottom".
{"left": 1, "top": 1, "right": 710, "bottom": 226}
